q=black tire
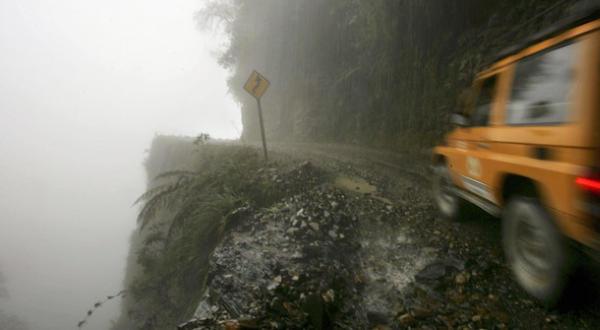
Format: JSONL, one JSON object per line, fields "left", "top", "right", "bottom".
{"left": 502, "top": 197, "right": 575, "bottom": 307}
{"left": 432, "top": 164, "right": 465, "bottom": 221}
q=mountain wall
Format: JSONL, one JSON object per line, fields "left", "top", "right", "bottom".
{"left": 202, "top": 0, "right": 576, "bottom": 149}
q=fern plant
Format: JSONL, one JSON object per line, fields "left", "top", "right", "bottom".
{"left": 135, "top": 145, "right": 260, "bottom": 237}
{"left": 124, "top": 145, "right": 278, "bottom": 328}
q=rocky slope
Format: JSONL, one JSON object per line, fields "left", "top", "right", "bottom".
{"left": 171, "top": 143, "right": 600, "bottom": 330}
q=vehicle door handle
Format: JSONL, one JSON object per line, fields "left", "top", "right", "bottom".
{"left": 477, "top": 143, "right": 490, "bottom": 149}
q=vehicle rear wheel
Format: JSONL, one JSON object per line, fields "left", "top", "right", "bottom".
{"left": 432, "top": 165, "right": 464, "bottom": 220}
{"left": 502, "top": 197, "right": 574, "bottom": 307}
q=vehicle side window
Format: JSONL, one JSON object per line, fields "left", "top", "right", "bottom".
{"left": 471, "top": 76, "right": 497, "bottom": 127}
{"left": 506, "top": 41, "right": 577, "bottom": 125}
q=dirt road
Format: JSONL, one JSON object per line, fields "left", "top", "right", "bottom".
{"left": 188, "top": 142, "right": 600, "bottom": 329}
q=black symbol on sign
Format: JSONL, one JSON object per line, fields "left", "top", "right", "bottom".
{"left": 252, "top": 75, "right": 262, "bottom": 94}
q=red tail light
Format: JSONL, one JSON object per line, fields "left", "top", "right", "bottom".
{"left": 576, "top": 177, "right": 600, "bottom": 195}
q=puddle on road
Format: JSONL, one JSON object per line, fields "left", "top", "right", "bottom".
{"left": 334, "top": 175, "right": 392, "bottom": 204}
{"left": 334, "top": 175, "right": 377, "bottom": 194}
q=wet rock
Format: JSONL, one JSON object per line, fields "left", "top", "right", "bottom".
{"left": 398, "top": 313, "right": 415, "bottom": 326}
{"left": 415, "top": 257, "right": 465, "bottom": 283}
{"left": 411, "top": 306, "right": 432, "bottom": 319}
{"left": 267, "top": 276, "right": 282, "bottom": 291}
{"left": 367, "top": 310, "right": 389, "bottom": 325}
{"left": 415, "top": 262, "right": 446, "bottom": 282}
{"left": 177, "top": 317, "right": 215, "bottom": 330}
{"left": 321, "top": 289, "right": 335, "bottom": 303}
{"left": 455, "top": 272, "right": 468, "bottom": 285}
{"left": 194, "top": 299, "right": 215, "bottom": 320}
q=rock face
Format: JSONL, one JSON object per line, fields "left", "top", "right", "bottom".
{"left": 212, "top": 1, "right": 570, "bottom": 149}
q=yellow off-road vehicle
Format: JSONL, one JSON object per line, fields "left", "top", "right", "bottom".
{"left": 433, "top": 9, "right": 600, "bottom": 306}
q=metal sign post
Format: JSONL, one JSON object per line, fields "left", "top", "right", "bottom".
{"left": 243, "top": 70, "right": 271, "bottom": 162}
{"left": 255, "top": 97, "right": 268, "bottom": 161}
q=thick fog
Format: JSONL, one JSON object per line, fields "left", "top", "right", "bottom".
{"left": 0, "top": 1, "right": 238, "bottom": 329}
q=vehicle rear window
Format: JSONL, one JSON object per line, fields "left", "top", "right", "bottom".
{"left": 506, "top": 41, "right": 578, "bottom": 125}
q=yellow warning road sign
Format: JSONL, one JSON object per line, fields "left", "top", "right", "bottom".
{"left": 243, "top": 70, "right": 270, "bottom": 99}
{"left": 243, "top": 70, "right": 270, "bottom": 161}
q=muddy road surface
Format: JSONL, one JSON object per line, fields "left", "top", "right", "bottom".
{"left": 184, "top": 143, "right": 600, "bottom": 329}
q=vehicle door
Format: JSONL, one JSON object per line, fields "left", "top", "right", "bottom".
{"left": 460, "top": 75, "right": 500, "bottom": 203}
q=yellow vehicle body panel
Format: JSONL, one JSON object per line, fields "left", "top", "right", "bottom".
{"left": 434, "top": 20, "right": 600, "bottom": 251}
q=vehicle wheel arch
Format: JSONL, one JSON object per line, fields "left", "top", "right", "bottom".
{"left": 499, "top": 174, "right": 543, "bottom": 205}
{"left": 433, "top": 154, "right": 447, "bottom": 166}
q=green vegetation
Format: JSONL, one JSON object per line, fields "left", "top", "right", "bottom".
{"left": 114, "top": 138, "right": 294, "bottom": 329}
{"left": 199, "top": 0, "right": 568, "bottom": 150}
